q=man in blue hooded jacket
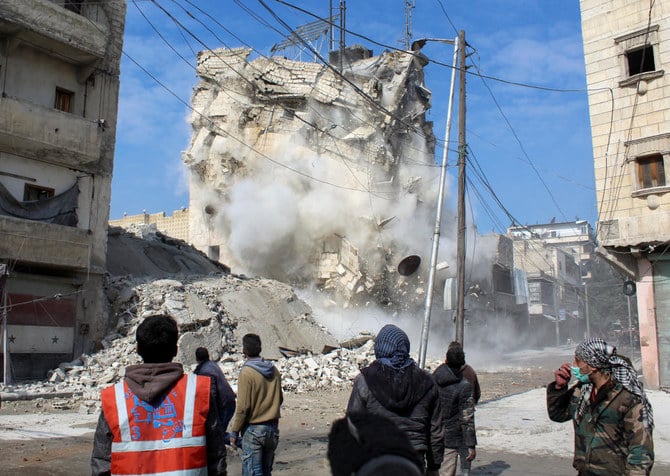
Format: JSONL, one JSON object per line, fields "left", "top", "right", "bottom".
{"left": 229, "top": 334, "right": 283, "bottom": 476}
{"left": 195, "top": 347, "right": 237, "bottom": 434}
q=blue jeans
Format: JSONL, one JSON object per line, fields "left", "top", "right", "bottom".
{"left": 241, "top": 422, "right": 279, "bottom": 476}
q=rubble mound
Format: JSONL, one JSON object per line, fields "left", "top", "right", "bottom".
{"left": 1, "top": 225, "right": 443, "bottom": 405}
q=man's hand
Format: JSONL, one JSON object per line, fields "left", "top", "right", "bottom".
{"left": 466, "top": 447, "right": 476, "bottom": 461}
{"left": 554, "top": 363, "right": 572, "bottom": 389}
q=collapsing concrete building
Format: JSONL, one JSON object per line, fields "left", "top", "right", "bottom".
{"left": 184, "top": 45, "right": 442, "bottom": 308}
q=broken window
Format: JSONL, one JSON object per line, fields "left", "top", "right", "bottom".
{"left": 626, "top": 45, "right": 655, "bottom": 76}
{"left": 55, "top": 87, "right": 74, "bottom": 113}
{"left": 615, "top": 26, "right": 663, "bottom": 87}
{"left": 636, "top": 153, "right": 666, "bottom": 189}
{"left": 23, "top": 183, "right": 55, "bottom": 202}
{"left": 63, "top": 0, "right": 83, "bottom": 14}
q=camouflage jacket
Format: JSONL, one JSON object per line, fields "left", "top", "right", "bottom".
{"left": 546, "top": 380, "right": 654, "bottom": 476}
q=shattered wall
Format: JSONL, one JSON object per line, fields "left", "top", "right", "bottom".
{"left": 184, "top": 46, "right": 441, "bottom": 309}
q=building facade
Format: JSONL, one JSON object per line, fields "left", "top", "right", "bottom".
{"left": 510, "top": 236, "right": 584, "bottom": 347}
{"left": 580, "top": 0, "right": 670, "bottom": 388}
{"left": 508, "top": 220, "right": 595, "bottom": 277}
{"left": 0, "top": 0, "right": 125, "bottom": 380}
{"left": 109, "top": 209, "right": 190, "bottom": 243}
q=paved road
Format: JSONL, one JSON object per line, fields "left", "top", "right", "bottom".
{"left": 3, "top": 433, "right": 669, "bottom": 475}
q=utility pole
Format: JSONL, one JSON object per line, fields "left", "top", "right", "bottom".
{"left": 329, "top": 0, "right": 334, "bottom": 51}
{"left": 626, "top": 294, "right": 634, "bottom": 347}
{"left": 1, "top": 264, "right": 10, "bottom": 385}
{"left": 584, "top": 282, "right": 590, "bottom": 339}
{"left": 417, "top": 36, "right": 459, "bottom": 368}
{"left": 455, "top": 29, "right": 467, "bottom": 345}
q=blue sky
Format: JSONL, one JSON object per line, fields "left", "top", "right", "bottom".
{"left": 112, "top": 0, "right": 594, "bottom": 234}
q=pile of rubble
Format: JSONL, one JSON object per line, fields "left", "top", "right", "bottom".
{"left": 1, "top": 316, "right": 441, "bottom": 414}
{"left": 1, "top": 271, "right": 429, "bottom": 409}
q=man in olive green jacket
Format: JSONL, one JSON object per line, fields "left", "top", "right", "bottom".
{"left": 229, "top": 334, "right": 283, "bottom": 476}
{"left": 547, "top": 338, "right": 654, "bottom": 475}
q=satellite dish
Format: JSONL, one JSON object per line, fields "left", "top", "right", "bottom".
{"left": 398, "top": 255, "right": 421, "bottom": 276}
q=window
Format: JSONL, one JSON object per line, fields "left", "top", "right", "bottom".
{"left": 627, "top": 45, "right": 655, "bottom": 76}
{"left": 528, "top": 282, "right": 541, "bottom": 304}
{"left": 55, "top": 88, "right": 74, "bottom": 113}
{"left": 636, "top": 153, "right": 666, "bottom": 189}
{"left": 63, "top": 1, "right": 83, "bottom": 14}
{"left": 492, "top": 265, "right": 513, "bottom": 294}
{"left": 615, "top": 26, "right": 663, "bottom": 87}
{"left": 23, "top": 184, "right": 55, "bottom": 202}
{"left": 208, "top": 245, "right": 220, "bottom": 261}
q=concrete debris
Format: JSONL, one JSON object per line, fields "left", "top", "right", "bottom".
{"left": 1, "top": 300, "right": 441, "bottom": 405}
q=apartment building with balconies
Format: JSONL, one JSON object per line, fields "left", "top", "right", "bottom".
{"left": 580, "top": 0, "right": 670, "bottom": 388}
{"left": 0, "top": 0, "right": 125, "bottom": 380}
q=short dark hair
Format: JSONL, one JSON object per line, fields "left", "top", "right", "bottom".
{"left": 448, "top": 340, "right": 462, "bottom": 351}
{"left": 446, "top": 345, "right": 465, "bottom": 370}
{"left": 195, "top": 347, "right": 209, "bottom": 362}
{"left": 136, "top": 315, "right": 178, "bottom": 363}
{"left": 242, "top": 333, "right": 262, "bottom": 357}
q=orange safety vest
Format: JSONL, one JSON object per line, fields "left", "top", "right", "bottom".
{"left": 101, "top": 373, "right": 211, "bottom": 476}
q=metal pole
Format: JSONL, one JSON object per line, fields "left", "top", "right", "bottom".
{"left": 1, "top": 265, "right": 10, "bottom": 385}
{"left": 418, "top": 36, "right": 459, "bottom": 369}
{"left": 584, "top": 282, "right": 590, "bottom": 339}
{"left": 329, "top": 0, "right": 334, "bottom": 52}
{"left": 626, "top": 296, "right": 633, "bottom": 349}
{"left": 455, "top": 30, "right": 467, "bottom": 345}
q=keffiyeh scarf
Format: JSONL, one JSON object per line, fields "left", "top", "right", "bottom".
{"left": 574, "top": 337, "right": 653, "bottom": 430}
{"left": 374, "top": 324, "right": 415, "bottom": 370}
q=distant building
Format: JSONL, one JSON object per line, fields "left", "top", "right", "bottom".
{"left": 109, "top": 209, "right": 190, "bottom": 244}
{"left": 0, "top": 0, "right": 126, "bottom": 380}
{"left": 444, "top": 234, "right": 528, "bottom": 347}
{"left": 510, "top": 235, "right": 584, "bottom": 347}
{"left": 580, "top": 0, "right": 670, "bottom": 388}
{"left": 508, "top": 220, "right": 595, "bottom": 278}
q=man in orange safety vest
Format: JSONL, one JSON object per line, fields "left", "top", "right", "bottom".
{"left": 91, "top": 315, "right": 227, "bottom": 475}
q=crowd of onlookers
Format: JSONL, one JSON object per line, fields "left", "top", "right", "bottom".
{"left": 90, "top": 315, "right": 655, "bottom": 476}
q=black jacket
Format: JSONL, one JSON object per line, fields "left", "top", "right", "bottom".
{"left": 347, "top": 361, "right": 445, "bottom": 470}
{"left": 433, "top": 364, "right": 477, "bottom": 449}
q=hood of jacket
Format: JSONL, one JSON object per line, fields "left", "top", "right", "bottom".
{"left": 433, "top": 363, "right": 462, "bottom": 387}
{"left": 361, "top": 360, "right": 434, "bottom": 414}
{"left": 243, "top": 357, "right": 276, "bottom": 379}
{"left": 124, "top": 362, "right": 184, "bottom": 404}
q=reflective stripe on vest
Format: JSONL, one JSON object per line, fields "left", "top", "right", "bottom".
{"left": 102, "top": 373, "right": 210, "bottom": 476}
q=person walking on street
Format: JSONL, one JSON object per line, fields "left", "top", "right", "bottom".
{"left": 346, "top": 324, "right": 444, "bottom": 475}
{"left": 433, "top": 344, "right": 477, "bottom": 476}
{"left": 195, "top": 347, "right": 237, "bottom": 435}
{"left": 448, "top": 341, "right": 480, "bottom": 405}
{"left": 229, "top": 333, "right": 283, "bottom": 476}
{"left": 547, "top": 337, "right": 654, "bottom": 475}
{"left": 91, "top": 315, "right": 227, "bottom": 475}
